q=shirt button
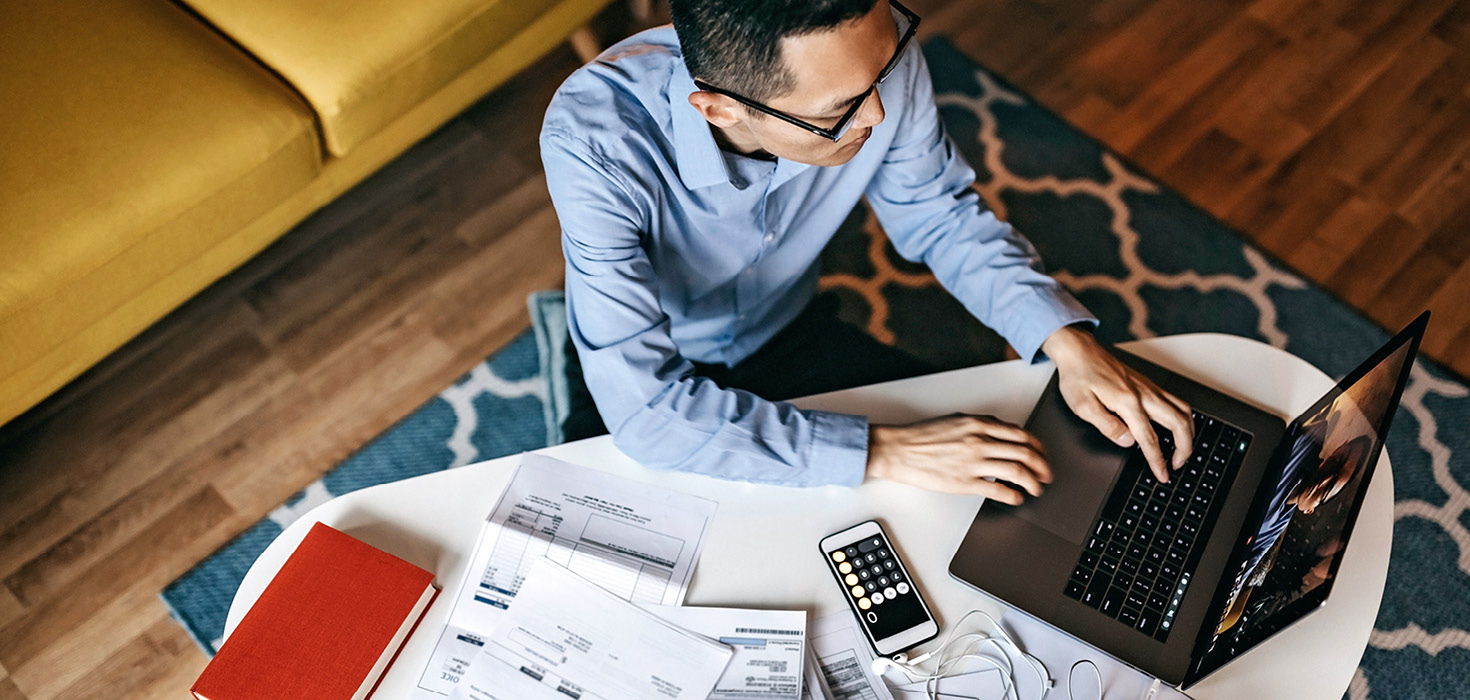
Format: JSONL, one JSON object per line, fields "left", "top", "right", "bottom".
{"left": 764, "top": 233, "right": 774, "bottom": 242}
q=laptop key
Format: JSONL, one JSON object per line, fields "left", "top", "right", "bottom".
{"left": 1100, "top": 586, "right": 1127, "bottom": 617}
{"left": 1065, "top": 580, "right": 1085, "bottom": 599}
{"left": 1136, "top": 608, "right": 1160, "bottom": 635}
{"left": 1082, "top": 576, "right": 1109, "bottom": 607}
{"left": 1146, "top": 591, "right": 1169, "bottom": 611}
{"left": 1119, "top": 606, "right": 1140, "bottom": 626}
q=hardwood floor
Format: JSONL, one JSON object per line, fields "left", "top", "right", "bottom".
{"left": 1, "top": 0, "right": 1466, "bottom": 697}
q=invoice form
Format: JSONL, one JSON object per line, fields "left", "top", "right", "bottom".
{"left": 810, "top": 611, "right": 896, "bottom": 700}
{"left": 451, "top": 557, "right": 732, "bottom": 700}
{"left": 415, "top": 454, "right": 719, "bottom": 698}
{"left": 645, "top": 605, "right": 808, "bottom": 700}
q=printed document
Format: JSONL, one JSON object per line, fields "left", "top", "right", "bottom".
{"left": 645, "top": 605, "right": 807, "bottom": 700}
{"left": 809, "top": 611, "right": 894, "bottom": 700}
{"left": 415, "top": 454, "right": 719, "bottom": 698}
{"left": 450, "top": 557, "right": 732, "bottom": 700}
{"left": 802, "top": 636, "right": 834, "bottom": 700}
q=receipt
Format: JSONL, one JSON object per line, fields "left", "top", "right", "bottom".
{"left": 451, "top": 557, "right": 732, "bottom": 700}
{"left": 645, "top": 605, "right": 807, "bottom": 700}
{"left": 810, "top": 612, "right": 894, "bottom": 700}
{"left": 802, "top": 637, "right": 833, "bottom": 700}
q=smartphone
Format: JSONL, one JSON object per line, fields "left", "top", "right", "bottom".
{"left": 819, "top": 520, "right": 939, "bottom": 656}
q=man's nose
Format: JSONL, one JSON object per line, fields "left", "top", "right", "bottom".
{"left": 853, "top": 89, "right": 886, "bottom": 130}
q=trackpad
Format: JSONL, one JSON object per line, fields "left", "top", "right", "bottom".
{"left": 1011, "top": 375, "right": 1128, "bottom": 544}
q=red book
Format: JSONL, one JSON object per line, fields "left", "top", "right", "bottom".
{"left": 192, "top": 522, "right": 439, "bottom": 700}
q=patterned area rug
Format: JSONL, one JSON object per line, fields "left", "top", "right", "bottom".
{"left": 162, "top": 38, "right": 1469, "bottom": 698}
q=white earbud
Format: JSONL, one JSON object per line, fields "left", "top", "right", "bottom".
{"left": 870, "top": 657, "right": 899, "bottom": 676}
{"left": 865, "top": 609, "right": 1099, "bottom": 700}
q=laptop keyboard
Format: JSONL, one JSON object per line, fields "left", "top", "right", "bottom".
{"left": 1063, "top": 413, "right": 1252, "bottom": 641}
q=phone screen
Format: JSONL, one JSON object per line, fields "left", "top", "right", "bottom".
{"left": 825, "top": 530, "right": 933, "bottom": 647}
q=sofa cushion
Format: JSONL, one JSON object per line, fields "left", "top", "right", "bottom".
{"left": 178, "top": 0, "right": 606, "bottom": 156}
{"left": 0, "top": 0, "right": 321, "bottom": 425}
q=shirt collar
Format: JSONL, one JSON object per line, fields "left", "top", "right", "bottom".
{"left": 668, "top": 62, "right": 814, "bottom": 192}
{"left": 668, "top": 64, "right": 732, "bottom": 190}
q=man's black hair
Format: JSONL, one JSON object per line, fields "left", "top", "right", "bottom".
{"left": 670, "top": 0, "right": 880, "bottom": 103}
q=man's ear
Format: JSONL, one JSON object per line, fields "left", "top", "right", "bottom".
{"left": 688, "top": 90, "right": 746, "bottom": 129}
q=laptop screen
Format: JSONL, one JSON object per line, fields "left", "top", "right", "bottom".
{"left": 1187, "top": 315, "right": 1424, "bottom": 682}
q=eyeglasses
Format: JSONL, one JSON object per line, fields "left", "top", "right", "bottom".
{"left": 693, "top": 0, "right": 921, "bottom": 142}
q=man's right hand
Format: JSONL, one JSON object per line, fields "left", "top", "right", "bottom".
{"left": 865, "top": 414, "right": 1052, "bottom": 503}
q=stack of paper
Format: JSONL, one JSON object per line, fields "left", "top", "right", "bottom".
{"left": 414, "top": 454, "right": 719, "bottom": 698}
{"left": 451, "top": 557, "right": 733, "bottom": 699}
{"left": 411, "top": 454, "right": 896, "bottom": 700}
{"left": 643, "top": 605, "right": 810, "bottom": 700}
{"left": 807, "top": 612, "right": 895, "bottom": 700}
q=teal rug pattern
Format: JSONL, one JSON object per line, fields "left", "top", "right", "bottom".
{"left": 162, "top": 37, "right": 1468, "bottom": 698}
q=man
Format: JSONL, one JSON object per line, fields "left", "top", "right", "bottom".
{"left": 540, "top": 0, "right": 1194, "bottom": 501}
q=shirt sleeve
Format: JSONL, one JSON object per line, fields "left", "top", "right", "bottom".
{"left": 864, "top": 44, "right": 1097, "bottom": 362}
{"left": 541, "top": 131, "right": 869, "bottom": 487}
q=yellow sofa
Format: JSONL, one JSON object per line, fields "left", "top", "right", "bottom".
{"left": 0, "top": 0, "right": 611, "bottom": 427}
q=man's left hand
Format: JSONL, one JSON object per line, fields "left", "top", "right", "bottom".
{"left": 1041, "top": 325, "right": 1194, "bottom": 483}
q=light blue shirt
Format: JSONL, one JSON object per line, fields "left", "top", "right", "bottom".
{"left": 540, "top": 27, "right": 1095, "bottom": 488}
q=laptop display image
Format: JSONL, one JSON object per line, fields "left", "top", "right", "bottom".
{"left": 1189, "top": 335, "right": 1416, "bottom": 680}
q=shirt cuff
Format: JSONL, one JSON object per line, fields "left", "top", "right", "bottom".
{"left": 1011, "top": 288, "right": 1099, "bottom": 363}
{"left": 807, "top": 410, "right": 870, "bottom": 487}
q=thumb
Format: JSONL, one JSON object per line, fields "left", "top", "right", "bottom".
{"left": 1080, "top": 398, "right": 1133, "bottom": 447}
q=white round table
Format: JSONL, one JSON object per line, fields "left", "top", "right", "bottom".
{"left": 226, "top": 334, "right": 1390, "bottom": 699}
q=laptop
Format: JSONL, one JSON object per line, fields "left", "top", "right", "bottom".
{"left": 948, "top": 312, "right": 1428, "bottom": 689}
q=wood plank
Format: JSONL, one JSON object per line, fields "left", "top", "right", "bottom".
{"left": 1094, "top": 14, "right": 1276, "bottom": 152}
{"left": 52, "top": 615, "right": 195, "bottom": 700}
{"left": 1326, "top": 213, "right": 1432, "bottom": 310}
{"left": 0, "top": 677, "right": 25, "bottom": 700}
{"left": 2, "top": 488, "right": 233, "bottom": 698}
{"left": 0, "top": 586, "right": 21, "bottom": 631}
{"left": 0, "top": 327, "right": 292, "bottom": 578}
